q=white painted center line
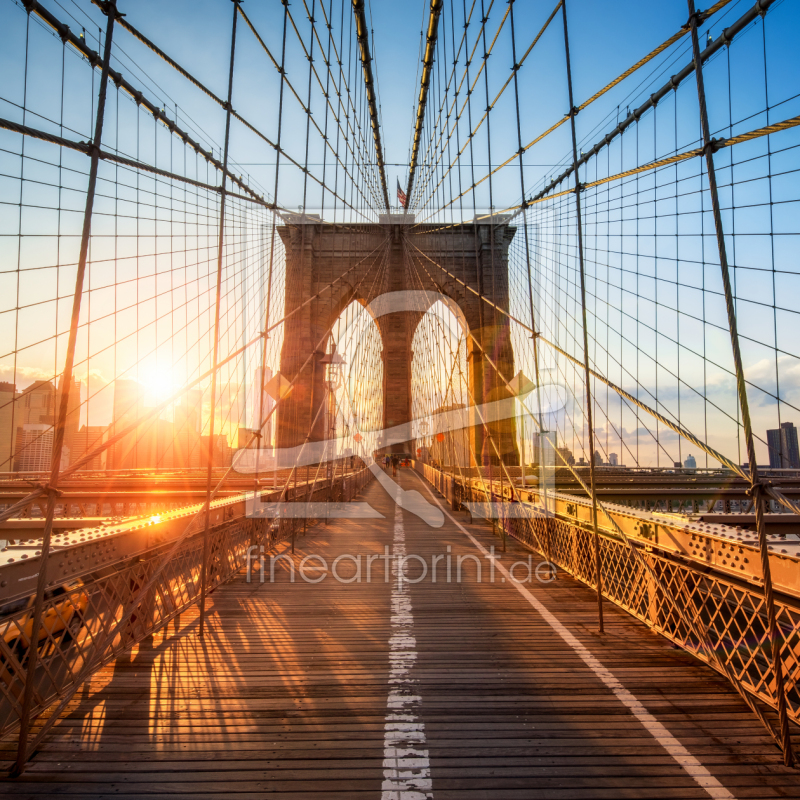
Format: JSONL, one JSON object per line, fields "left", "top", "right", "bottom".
{"left": 412, "top": 471, "right": 736, "bottom": 800}
{"left": 381, "top": 500, "right": 433, "bottom": 800}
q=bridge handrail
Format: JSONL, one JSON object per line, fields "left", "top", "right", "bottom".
{"left": 0, "top": 467, "right": 374, "bottom": 743}
{"left": 417, "top": 463, "right": 800, "bottom": 729}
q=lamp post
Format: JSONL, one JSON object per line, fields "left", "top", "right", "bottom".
{"left": 320, "top": 351, "right": 345, "bottom": 518}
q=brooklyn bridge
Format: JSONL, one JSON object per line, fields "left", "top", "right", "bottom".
{"left": 0, "top": 0, "right": 800, "bottom": 795}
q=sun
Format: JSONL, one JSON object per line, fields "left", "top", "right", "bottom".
{"left": 141, "top": 363, "right": 175, "bottom": 404}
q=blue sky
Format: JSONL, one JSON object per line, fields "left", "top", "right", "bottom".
{"left": 1, "top": 0, "right": 799, "bottom": 467}
{"left": 3, "top": 0, "right": 797, "bottom": 209}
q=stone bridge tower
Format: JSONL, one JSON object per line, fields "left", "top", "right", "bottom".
{"left": 276, "top": 215, "right": 519, "bottom": 466}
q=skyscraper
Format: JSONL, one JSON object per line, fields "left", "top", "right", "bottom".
{"left": 109, "top": 380, "right": 144, "bottom": 470}
{"left": 767, "top": 422, "right": 800, "bottom": 469}
{"left": 64, "top": 378, "right": 82, "bottom": 466}
{"left": 175, "top": 389, "right": 202, "bottom": 435}
{"left": 0, "top": 382, "right": 16, "bottom": 472}
{"left": 13, "top": 382, "right": 56, "bottom": 471}
{"left": 252, "top": 367, "right": 274, "bottom": 446}
{"left": 3, "top": 380, "right": 82, "bottom": 471}
{"left": 18, "top": 380, "right": 56, "bottom": 426}
{"left": 14, "top": 424, "right": 67, "bottom": 472}
{"left": 200, "top": 434, "right": 232, "bottom": 468}
{"left": 71, "top": 425, "right": 107, "bottom": 471}
{"left": 557, "top": 446, "right": 574, "bottom": 466}
{"left": 113, "top": 379, "right": 143, "bottom": 426}
{"left": 174, "top": 390, "right": 203, "bottom": 469}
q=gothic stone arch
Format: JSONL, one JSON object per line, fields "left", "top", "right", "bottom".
{"left": 276, "top": 215, "right": 519, "bottom": 466}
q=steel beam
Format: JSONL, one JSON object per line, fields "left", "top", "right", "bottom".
{"left": 405, "top": 0, "right": 443, "bottom": 207}
{"left": 199, "top": 0, "right": 239, "bottom": 639}
{"left": 352, "top": 0, "right": 390, "bottom": 210}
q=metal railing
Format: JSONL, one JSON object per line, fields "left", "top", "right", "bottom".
{"left": 0, "top": 466, "right": 373, "bottom": 743}
{"left": 417, "top": 462, "right": 800, "bottom": 730}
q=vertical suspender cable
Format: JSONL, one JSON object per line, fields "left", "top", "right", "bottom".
{"left": 685, "top": 0, "right": 793, "bottom": 766}
{"left": 199, "top": 0, "right": 239, "bottom": 638}
{"left": 12, "top": 0, "right": 118, "bottom": 778}
{"left": 509, "top": 0, "right": 548, "bottom": 537}
{"left": 478, "top": 0, "right": 504, "bottom": 547}
{"left": 294, "top": 0, "right": 317, "bottom": 550}
{"left": 256, "top": 0, "right": 289, "bottom": 500}
{"left": 561, "top": 0, "right": 603, "bottom": 633}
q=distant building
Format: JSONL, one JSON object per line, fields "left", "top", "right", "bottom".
{"left": 14, "top": 424, "right": 67, "bottom": 472}
{"left": 174, "top": 390, "right": 203, "bottom": 469}
{"left": 174, "top": 390, "right": 202, "bottom": 436}
{"left": 0, "top": 380, "right": 81, "bottom": 472}
{"left": 14, "top": 383, "right": 57, "bottom": 471}
{"left": 522, "top": 433, "right": 555, "bottom": 467}
{"left": 767, "top": 422, "right": 800, "bottom": 469}
{"left": 608, "top": 453, "right": 618, "bottom": 467}
{"left": 429, "top": 404, "right": 470, "bottom": 468}
{"left": 0, "top": 382, "right": 16, "bottom": 472}
{"left": 557, "top": 447, "right": 574, "bottom": 466}
{"left": 113, "top": 379, "right": 143, "bottom": 424}
{"left": 63, "top": 379, "right": 82, "bottom": 465}
{"left": 237, "top": 427, "right": 257, "bottom": 450}
{"left": 71, "top": 425, "right": 107, "bottom": 471}
{"left": 252, "top": 368, "right": 274, "bottom": 446}
{"left": 201, "top": 434, "right": 232, "bottom": 468}
{"left": 173, "top": 427, "right": 202, "bottom": 470}
{"left": 18, "top": 380, "right": 56, "bottom": 426}
{"left": 113, "top": 419, "right": 176, "bottom": 472}
{"left": 594, "top": 450, "right": 604, "bottom": 466}
{"left": 109, "top": 380, "right": 145, "bottom": 470}
{"left": 128, "top": 419, "right": 177, "bottom": 471}
{"left": 14, "top": 381, "right": 56, "bottom": 472}
{"left": 684, "top": 454, "right": 697, "bottom": 469}
{"left": 15, "top": 424, "right": 52, "bottom": 471}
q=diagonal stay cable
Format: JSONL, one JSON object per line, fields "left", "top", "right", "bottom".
{"left": 419, "top": 107, "right": 800, "bottom": 234}
{"left": 238, "top": 4, "right": 381, "bottom": 215}
{"left": 413, "top": 0, "right": 551, "bottom": 211}
{"left": 413, "top": 0, "right": 745, "bottom": 223}
{"left": 405, "top": 240, "right": 792, "bottom": 748}
{"left": 286, "top": 1, "right": 385, "bottom": 209}
{"left": 24, "top": 0, "right": 273, "bottom": 203}
{"left": 109, "top": 3, "right": 374, "bottom": 217}
{"left": 526, "top": 0, "right": 777, "bottom": 207}
{"left": 0, "top": 237, "right": 388, "bottom": 524}
{"left": 407, "top": 0, "right": 477, "bottom": 209}
{"left": 405, "top": 236, "right": 800, "bottom": 517}
{"left": 16, "top": 236, "right": 390, "bottom": 759}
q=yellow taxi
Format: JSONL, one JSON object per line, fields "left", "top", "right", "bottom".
{"left": 0, "top": 580, "right": 88, "bottom": 663}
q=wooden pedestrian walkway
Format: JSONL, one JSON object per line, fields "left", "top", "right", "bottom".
{"left": 1, "top": 470, "right": 798, "bottom": 798}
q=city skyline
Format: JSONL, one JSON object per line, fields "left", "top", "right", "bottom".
{"left": 1, "top": 0, "right": 799, "bottom": 475}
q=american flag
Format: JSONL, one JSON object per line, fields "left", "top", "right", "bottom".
{"left": 396, "top": 178, "right": 407, "bottom": 209}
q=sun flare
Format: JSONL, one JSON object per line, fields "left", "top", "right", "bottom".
{"left": 141, "top": 364, "right": 175, "bottom": 404}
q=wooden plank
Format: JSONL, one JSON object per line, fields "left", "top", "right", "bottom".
{"left": 0, "top": 473, "right": 797, "bottom": 796}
